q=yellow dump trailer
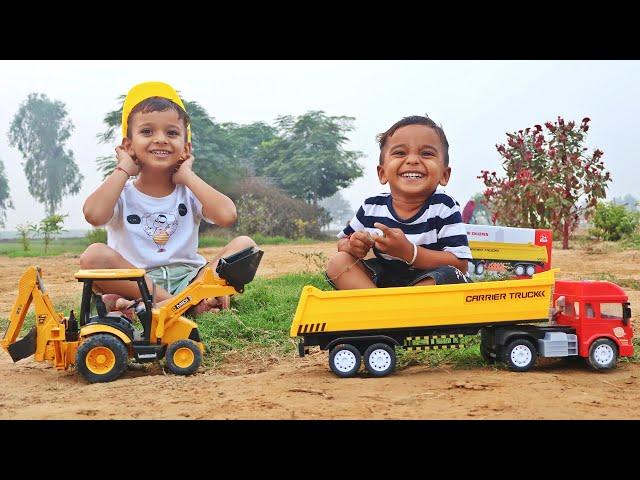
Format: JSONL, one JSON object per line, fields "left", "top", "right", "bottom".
{"left": 290, "top": 269, "right": 559, "bottom": 377}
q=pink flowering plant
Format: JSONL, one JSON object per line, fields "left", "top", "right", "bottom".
{"left": 479, "top": 117, "right": 610, "bottom": 249}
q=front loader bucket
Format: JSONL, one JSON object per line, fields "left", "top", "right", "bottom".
{"left": 216, "top": 246, "right": 264, "bottom": 293}
{"left": 6, "top": 327, "right": 36, "bottom": 362}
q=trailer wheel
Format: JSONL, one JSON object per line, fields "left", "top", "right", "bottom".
{"left": 166, "top": 339, "right": 202, "bottom": 376}
{"left": 329, "top": 344, "right": 361, "bottom": 378}
{"left": 514, "top": 264, "right": 526, "bottom": 276}
{"left": 364, "top": 343, "right": 396, "bottom": 377}
{"left": 525, "top": 264, "right": 536, "bottom": 276}
{"left": 475, "top": 261, "right": 485, "bottom": 276}
{"left": 76, "top": 334, "right": 129, "bottom": 383}
{"left": 502, "top": 338, "right": 537, "bottom": 372}
{"left": 587, "top": 339, "right": 618, "bottom": 370}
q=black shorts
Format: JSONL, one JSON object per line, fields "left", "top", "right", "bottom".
{"left": 325, "top": 258, "right": 472, "bottom": 289}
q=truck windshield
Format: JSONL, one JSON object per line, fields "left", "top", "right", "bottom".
{"left": 600, "top": 303, "right": 623, "bottom": 320}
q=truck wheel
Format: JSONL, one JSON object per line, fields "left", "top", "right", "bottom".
{"left": 587, "top": 339, "right": 618, "bottom": 370}
{"left": 502, "top": 338, "right": 537, "bottom": 372}
{"left": 525, "top": 264, "right": 536, "bottom": 276}
{"left": 514, "top": 264, "right": 526, "bottom": 276}
{"left": 166, "top": 339, "right": 202, "bottom": 376}
{"left": 475, "top": 261, "right": 485, "bottom": 276}
{"left": 76, "top": 334, "right": 129, "bottom": 383}
{"left": 329, "top": 344, "right": 361, "bottom": 378}
{"left": 364, "top": 343, "right": 396, "bottom": 377}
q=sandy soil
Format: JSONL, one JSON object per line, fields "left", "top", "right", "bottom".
{"left": 1, "top": 243, "right": 639, "bottom": 419}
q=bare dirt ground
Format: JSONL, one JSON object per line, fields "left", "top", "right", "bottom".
{"left": 1, "top": 243, "right": 639, "bottom": 419}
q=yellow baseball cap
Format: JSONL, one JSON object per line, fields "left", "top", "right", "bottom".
{"left": 121, "top": 81, "right": 191, "bottom": 142}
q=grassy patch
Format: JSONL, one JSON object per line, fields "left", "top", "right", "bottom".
{"left": 0, "top": 239, "right": 89, "bottom": 257}
{"left": 199, "top": 233, "right": 322, "bottom": 248}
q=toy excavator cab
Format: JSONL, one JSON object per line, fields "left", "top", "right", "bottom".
{"left": 215, "top": 246, "right": 263, "bottom": 293}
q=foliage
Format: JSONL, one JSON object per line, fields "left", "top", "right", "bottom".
{"left": 7, "top": 93, "right": 83, "bottom": 215}
{"left": 589, "top": 201, "right": 640, "bottom": 241}
{"left": 235, "top": 178, "right": 330, "bottom": 239}
{"left": 257, "top": 111, "right": 364, "bottom": 204}
{"left": 36, "top": 214, "right": 67, "bottom": 254}
{"left": 319, "top": 191, "right": 353, "bottom": 229}
{"left": 612, "top": 194, "right": 639, "bottom": 212}
{"left": 480, "top": 117, "right": 610, "bottom": 249}
{"left": 85, "top": 228, "right": 107, "bottom": 244}
{"left": 0, "top": 159, "right": 13, "bottom": 228}
{"left": 16, "top": 222, "right": 37, "bottom": 251}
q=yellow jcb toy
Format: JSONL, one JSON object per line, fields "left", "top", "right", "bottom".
{"left": 1, "top": 246, "right": 263, "bottom": 383}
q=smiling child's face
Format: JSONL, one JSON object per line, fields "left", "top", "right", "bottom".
{"left": 123, "top": 109, "right": 190, "bottom": 171}
{"left": 377, "top": 124, "right": 451, "bottom": 201}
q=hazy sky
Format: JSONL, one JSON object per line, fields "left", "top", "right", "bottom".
{"left": 1, "top": 60, "right": 638, "bottom": 230}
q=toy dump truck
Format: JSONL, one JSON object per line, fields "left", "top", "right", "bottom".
{"left": 290, "top": 269, "right": 634, "bottom": 377}
{"left": 465, "top": 224, "right": 552, "bottom": 277}
{"left": 1, "top": 246, "right": 263, "bottom": 383}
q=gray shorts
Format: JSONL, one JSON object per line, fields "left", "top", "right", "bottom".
{"left": 325, "top": 258, "right": 472, "bottom": 289}
{"left": 146, "top": 263, "right": 207, "bottom": 296}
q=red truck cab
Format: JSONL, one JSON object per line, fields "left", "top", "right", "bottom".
{"left": 553, "top": 280, "right": 633, "bottom": 361}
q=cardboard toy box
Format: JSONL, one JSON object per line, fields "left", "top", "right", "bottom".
{"left": 463, "top": 224, "right": 552, "bottom": 279}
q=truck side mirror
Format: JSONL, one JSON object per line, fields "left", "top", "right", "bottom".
{"left": 623, "top": 303, "right": 632, "bottom": 326}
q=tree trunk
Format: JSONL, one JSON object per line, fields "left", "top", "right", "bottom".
{"left": 562, "top": 220, "right": 569, "bottom": 250}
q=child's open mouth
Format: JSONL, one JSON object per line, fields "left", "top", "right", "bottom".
{"left": 399, "top": 172, "right": 425, "bottom": 182}
{"left": 150, "top": 150, "right": 172, "bottom": 158}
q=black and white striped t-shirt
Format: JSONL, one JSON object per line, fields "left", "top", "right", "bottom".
{"left": 338, "top": 188, "right": 472, "bottom": 269}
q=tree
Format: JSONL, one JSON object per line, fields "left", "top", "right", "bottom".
{"left": 319, "top": 191, "right": 354, "bottom": 229}
{"left": 7, "top": 93, "right": 83, "bottom": 216}
{"left": 36, "top": 214, "right": 67, "bottom": 254}
{"left": 16, "top": 222, "right": 37, "bottom": 251}
{"left": 96, "top": 97, "right": 266, "bottom": 199}
{"left": 479, "top": 117, "right": 610, "bottom": 249}
{"left": 257, "top": 111, "right": 364, "bottom": 204}
{"left": 0, "top": 159, "right": 13, "bottom": 228}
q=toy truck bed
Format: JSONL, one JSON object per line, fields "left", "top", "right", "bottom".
{"left": 291, "top": 269, "right": 556, "bottom": 338}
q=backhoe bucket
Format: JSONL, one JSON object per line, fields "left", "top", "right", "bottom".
{"left": 6, "top": 327, "right": 36, "bottom": 362}
{"left": 216, "top": 246, "right": 264, "bottom": 293}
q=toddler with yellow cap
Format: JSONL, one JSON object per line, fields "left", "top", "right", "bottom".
{"left": 81, "top": 81, "right": 257, "bottom": 317}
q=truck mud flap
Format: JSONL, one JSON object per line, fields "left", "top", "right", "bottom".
{"left": 7, "top": 327, "right": 36, "bottom": 362}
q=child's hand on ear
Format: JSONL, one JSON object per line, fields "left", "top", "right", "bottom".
{"left": 115, "top": 145, "right": 140, "bottom": 176}
{"left": 373, "top": 222, "right": 415, "bottom": 264}
{"left": 172, "top": 153, "right": 195, "bottom": 185}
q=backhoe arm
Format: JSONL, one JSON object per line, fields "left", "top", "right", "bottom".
{"left": 1, "top": 266, "right": 63, "bottom": 362}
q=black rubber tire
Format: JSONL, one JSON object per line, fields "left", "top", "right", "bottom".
{"left": 329, "top": 344, "right": 361, "bottom": 378}
{"left": 363, "top": 343, "right": 396, "bottom": 377}
{"left": 502, "top": 338, "right": 537, "bottom": 372}
{"left": 165, "top": 340, "right": 202, "bottom": 376}
{"left": 587, "top": 338, "right": 618, "bottom": 370}
{"left": 76, "top": 334, "right": 129, "bottom": 383}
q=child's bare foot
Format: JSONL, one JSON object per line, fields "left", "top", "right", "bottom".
{"left": 186, "top": 298, "right": 221, "bottom": 317}
{"left": 101, "top": 294, "right": 136, "bottom": 321}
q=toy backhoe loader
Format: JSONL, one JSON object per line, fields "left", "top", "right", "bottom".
{"left": 1, "top": 246, "right": 263, "bottom": 383}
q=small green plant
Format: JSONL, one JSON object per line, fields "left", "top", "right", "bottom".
{"left": 589, "top": 201, "right": 640, "bottom": 241}
{"left": 15, "top": 222, "right": 37, "bottom": 251}
{"left": 85, "top": 228, "right": 107, "bottom": 244}
{"left": 36, "top": 214, "right": 67, "bottom": 254}
{"left": 289, "top": 250, "right": 328, "bottom": 272}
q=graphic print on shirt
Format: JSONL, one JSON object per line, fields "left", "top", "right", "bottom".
{"left": 142, "top": 211, "right": 179, "bottom": 252}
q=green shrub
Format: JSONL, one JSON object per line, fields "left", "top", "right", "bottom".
{"left": 85, "top": 228, "right": 107, "bottom": 244}
{"left": 589, "top": 201, "right": 640, "bottom": 241}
